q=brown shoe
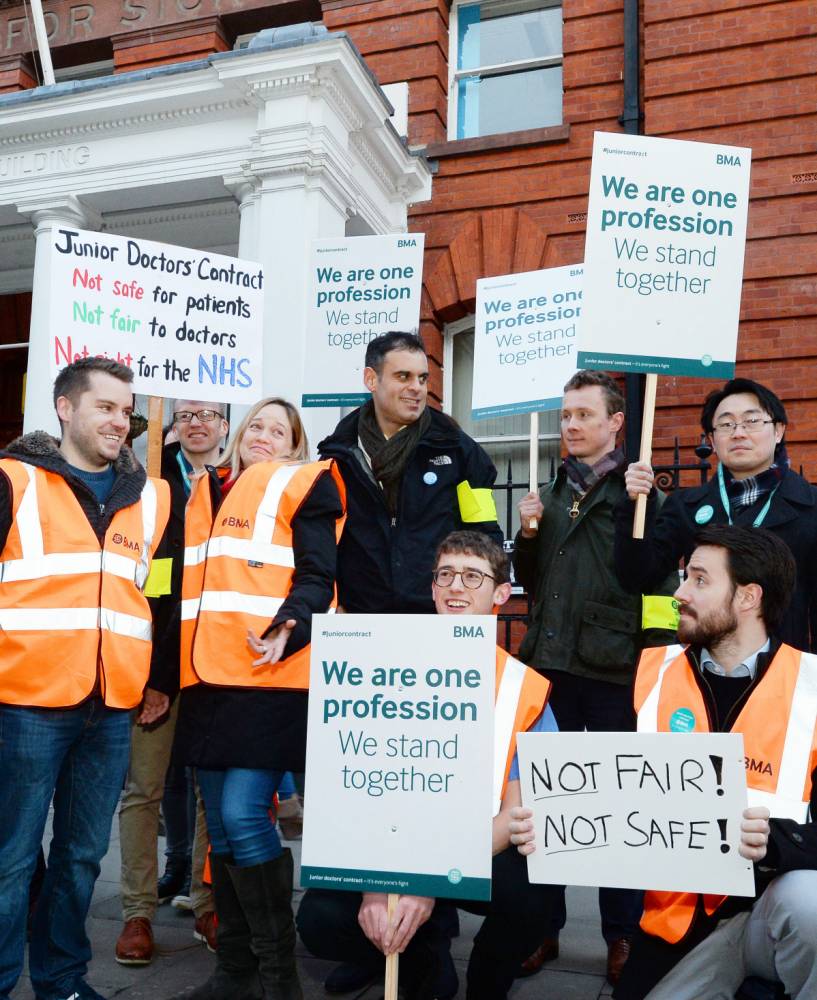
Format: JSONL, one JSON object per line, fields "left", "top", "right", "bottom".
{"left": 115, "top": 917, "right": 154, "bottom": 965}
{"left": 606, "top": 937, "right": 631, "bottom": 985}
{"left": 193, "top": 910, "right": 217, "bottom": 953}
{"left": 516, "top": 937, "right": 559, "bottom": 978}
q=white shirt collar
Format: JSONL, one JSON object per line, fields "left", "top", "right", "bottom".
{"left": 700, "top": 638, "right": 770, "bottom": 680}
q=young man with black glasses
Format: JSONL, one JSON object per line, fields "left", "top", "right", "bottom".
{"left": 116, "top": 400, "right": 228, "bottom": 965}
{"left": 615, "top": 378, "right": 817, "bottom": 652}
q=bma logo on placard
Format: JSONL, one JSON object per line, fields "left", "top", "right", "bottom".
{"left": 398, "top": 239, "right": 417, "bottom": 247}
{"left": 453, "top": 625, "right": 485, "bottom": 638}
{"left": 716, "top": 154, "right": 742, "bottom": 166}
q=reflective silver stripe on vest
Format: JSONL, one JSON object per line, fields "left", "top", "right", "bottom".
{"left": 199, "top": 534, "right": 295, "bottom": 569}
{"left": 137, "top": 479, "right": 159, "bottom": 589}
{"left": 254, "top": 465, "right": 300, "bottom": 546}
{"left": 493, "top": 653, "right": 526, "bottom": 817}
{"left": 100, "top": 607, "right": 152, "bottom": 642}
{"left": 13, "top": 463, "right": 43, "bottom": 557}
{"left": 198, "top": 590, "right": 285, "bottom": 620}
{"left": 636, "top": 645, "right": 686, "bottom": 733}
{"left": 0, "top": 607, "right": 99, "bottom": 630}
{"left": 746, "top": 789, "right": 808, "bottom": 823}
{"left": 760, "top": 650, "right": 817, "bottom": 821}
{"left": 180, "top": 597, "right": 200, "bottom": 622}
{"left": 184, "top": 541, "right": 208, "bottom": 567}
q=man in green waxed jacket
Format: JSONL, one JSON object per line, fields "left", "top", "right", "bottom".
{"left": 511, "top": 370, "right": 680, "bottom": 987}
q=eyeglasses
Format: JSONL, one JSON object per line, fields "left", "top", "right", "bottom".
{"left": 173, "top": 409, "right": 223, "bottom": 424}
{"left": 432, "top": 568, "right": 495, "bottom": 589}
{"left": 712, "top": 418, "right": 775, "bottom": 436}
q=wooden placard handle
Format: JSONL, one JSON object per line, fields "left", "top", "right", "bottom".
{"left": 384, "top": 893, "right": 399, "bottom": 1000}
{"left": 528, "top": 411, "right": 539, "bottom": 532}
{"left": 633, "top": 373, "right": 658, "bottom": 539}
{"left": 146, "top": 395, "right": 164, "bottom": 479}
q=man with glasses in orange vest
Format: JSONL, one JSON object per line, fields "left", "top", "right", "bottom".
{"left": 0, "top": 358, "right": 170, "bottom": 1000}
{"left": 511, "top": 525, "right": 817, "bottom": 1000}
{"left": 297, "top": 531, "right": 560, "bottom": 1000}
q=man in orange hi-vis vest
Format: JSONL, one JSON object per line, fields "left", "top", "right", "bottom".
{"left": 297, "top": 532, "right": 561, "bottom": 1000}
{"left": 511, "top": 525, "right": 817, "bottom": 1000}
{"left": 0, "top": 358, "right": 170, "bottom": 1000}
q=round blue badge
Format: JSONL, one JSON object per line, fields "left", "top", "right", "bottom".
{"left": 423, "top": 471, "right": 438, "bottom": 485}
{"left": 669, "top": 708, "right": 696, "bottom": 733}
{"left": 694, "top": 504, "right": 714, "bottom": 525}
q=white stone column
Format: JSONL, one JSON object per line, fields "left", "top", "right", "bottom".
{"left": 18, "top": 195, "right": 101, "bottom": 435}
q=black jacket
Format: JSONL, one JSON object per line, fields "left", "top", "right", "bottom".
{"left": 614, "top": 637, "right": 817, "bottom": 999}
{"left": 174, "top": 468, "right": 343, "bottom": 771}
{"left": 0, "top": 431, "right": 172, "bottom": 698}
{"left": 318, "top": 407, "right": 503, "bottom": 614}
{"left": 614, "top": 468, "right": 817, "bottom": 651}
{"left": 513, "top": 467, "right": 679, "bottom": 685}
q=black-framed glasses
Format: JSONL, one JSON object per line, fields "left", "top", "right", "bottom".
{"left": 712, "top": 418, "right": 775, "bottom": 436}
{"left": 173, "top": 409, "right": 224, "bottom": 424}
{"left": 432, "top": 568, "right": 495, "bottom": 589}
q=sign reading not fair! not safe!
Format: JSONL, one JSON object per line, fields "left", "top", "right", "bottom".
{"left": 301, "top": 614, "right": 495, "bottom": 900}
{"left": 518, "top": 732, "right": 754, "bottom": 897}
{"left": 47, "top": 227, "right": 264, "bottom": 402}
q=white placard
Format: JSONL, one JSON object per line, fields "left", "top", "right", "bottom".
{"left": 472, "top": 265, "right": 582, "bottom": 421}
{"left": 518, "top": 731, "right": 754, "bottom": 896}
{"left": 301, "top": 234, "right": 425, "bottom": 408}
{"left": 47, "top": 227, "right": 264, "bottom": 402}
{"left": 578, "top": 132, "right": 751, "bottom": 379}
{"left": 301, "top": 613, "right": 495, "bottom": 900}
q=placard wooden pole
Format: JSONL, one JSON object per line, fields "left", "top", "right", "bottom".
{"left": 384, "top": 894, "right": 399, "bottom": 1000}
{"left": 633, "top": 373, "right": 657, "bottom": 539}
{"left": 146, "top": 395, "right": 164, "bottom": 479}
{"left": 528, "top": 411, "right": 539, "bottom": 532}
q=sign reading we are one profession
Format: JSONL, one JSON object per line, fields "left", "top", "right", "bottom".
{"left": 518, "top": 732, "right": 754, "bottom": 897}
{"left": 578, "top": 132, "right": 751, "bottom": 380}
{"left": 47, "top": 227, "right": 264, "bottom": 402}
{"left": 472, "top": 264, "right": 582, "bottom": 421}
{"left": 301, "top": 233, "right": 425, "bottom": 408}
{"left": 301, "top": 613, "right": 495, "bottom": 900}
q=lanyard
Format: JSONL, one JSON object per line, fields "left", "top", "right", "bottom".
{"left": 176, "top": 449, "right": 193, "bottom": 497}
{"left": 717, "top": 463, "right": 778, "bottom": 527}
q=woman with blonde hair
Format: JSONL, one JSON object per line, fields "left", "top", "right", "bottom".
{"left": 173, "top": 396, "right": 344, "bottom": 1000}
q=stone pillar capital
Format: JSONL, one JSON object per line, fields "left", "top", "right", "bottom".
{"left": 18, "top": 195, "right": 102, "bottom": 236}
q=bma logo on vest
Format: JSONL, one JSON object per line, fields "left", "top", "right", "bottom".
{"left": 453, "top": 625, "right": 485, "bottom": 638}
{"left": 745, "top": 756, "right": 773, "bottom": 776}
{"left": 221, "top": 516, "right": 250, "bottom": 529}
{"left": 112, "top": 533, "right": 140, "bottom": 552}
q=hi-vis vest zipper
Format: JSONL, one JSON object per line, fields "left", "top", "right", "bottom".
{"left": 493, "top": 647, "right": 551, "bottom": 815}
{"left": 181, "top": 459, "right": 346, "bottom": 691}
{"left": 0, "top": 459, "right": 170, "bottom": 709}
{"left": 634, "top": 642, "right": 817, "bottom": 944}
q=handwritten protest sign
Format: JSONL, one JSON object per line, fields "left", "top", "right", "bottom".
{"left": 301, "top": 613, "right": 494, "bottom": 900}
{"left": 47, "top": 227, "right": 263, "bottom": 402}
{"left": 301, "top": 234, "right": 425, "bottom": 407}
{"left": 578, "top": 132, "right": 751, "bottom": 379}
{"left": 471, "top": 265, "right": 581, "bottom": 421}
{"left": 518, "top": 732, "right": 754, "bottom": 896}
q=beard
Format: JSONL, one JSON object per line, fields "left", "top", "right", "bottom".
{"left": 677, "top": 602, "right": 739, "bottom": 649}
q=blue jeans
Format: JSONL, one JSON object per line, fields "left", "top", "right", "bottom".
{"left": 197, "top": 768, "right": 283, "bottom": 868}
{"left": 0, "top": 699, "right": 131, "bottom": 1000}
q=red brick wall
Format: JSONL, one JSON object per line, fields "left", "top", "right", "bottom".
{"left": 642, "top": 0, "right": 817, "bottom": 479}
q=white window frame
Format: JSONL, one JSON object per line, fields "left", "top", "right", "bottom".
{"left": 447, "top": 0, "right": 563, "bottom": 142}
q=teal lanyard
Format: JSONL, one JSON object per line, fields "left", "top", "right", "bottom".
{"left": 176, "top": 449, "right": 193, "bottom": 497}
{"left": 717, "top": 463, "right": 778, "bottom": 527}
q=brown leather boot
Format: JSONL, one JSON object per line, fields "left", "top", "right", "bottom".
{"left": 115, "top": 917, "right": 154, "bottom": 965}
{"left": 606, "top": 937, "right": 632, "bottom": 985}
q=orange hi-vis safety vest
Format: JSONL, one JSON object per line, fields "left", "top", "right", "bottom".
{"left": 634, "top": 642, "right": 817, "bottom": 944}
{"left": 0, "top": 459, "right": 170, "bottom": 709}
{"left": 493, "top": 647, "right": 551, "bottom": 816}
{"left": 181, "top": 459, "right": 346, "bottom": 691}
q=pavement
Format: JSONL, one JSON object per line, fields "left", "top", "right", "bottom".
{"left": 13, "top": 810, "right": 615, "bottom": 1000}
